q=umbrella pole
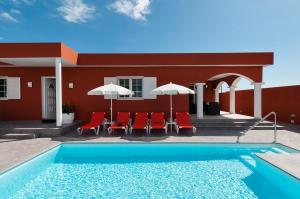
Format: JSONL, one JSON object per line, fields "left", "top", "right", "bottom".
{"left": 170, "top": 94, "right": 173, "bottom": 133}
{"left": 110, "top": 95, "right": 113, "bottom": 124}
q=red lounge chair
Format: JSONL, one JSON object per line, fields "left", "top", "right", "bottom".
{"left": 108, "top": 112, "right": 131, "bottom": 135}
{"left": 130, "top": 112, "right": 149, "bottom": 135}
{"left": 77, "top": 112, "right": 106, "bottom": 136}
{"left": 175, "top": 112, "right": 196, "bottom": 134}
{"left": 149, "top": 112, "right": 167, "bottom": 135}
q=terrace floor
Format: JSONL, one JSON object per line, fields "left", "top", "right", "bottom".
{"left": 1, "top": 121, "right": 300, "bottom": 180}
{"left": 202, "top": 111, "right": 255, "bottom": 120}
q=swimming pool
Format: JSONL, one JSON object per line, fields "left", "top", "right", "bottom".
{"left": 0, "top": 143, "right": 300, "bottom": 198}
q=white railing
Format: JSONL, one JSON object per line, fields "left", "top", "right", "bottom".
{"left": 237, "top": 112, "right": 277, "bottom": 143}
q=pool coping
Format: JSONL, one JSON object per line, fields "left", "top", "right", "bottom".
{"left": 255, "top": 153, "right": 300, "bottom": 181}
{"left": 1, "top": 142, "right": 299, "bottom": 177}
{"left": 0, "top": 143, "right": 60, "bottom": 175}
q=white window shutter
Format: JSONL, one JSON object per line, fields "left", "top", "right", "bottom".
{"left": 104, "top": 77, "right": 117, "bottom": 99}
{"left": 143, "top": 77, "right": 157, "bottom": 99}
{"left": 7, "top": 77, "right": 21, "bottom": 99}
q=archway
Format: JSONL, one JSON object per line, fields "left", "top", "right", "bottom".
{"left": 191, "top": 73, "right": 262, "bottom": 118}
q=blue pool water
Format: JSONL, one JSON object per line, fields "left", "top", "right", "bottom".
{"left": 1, "top": 143, "right": 300, "bottom": 199}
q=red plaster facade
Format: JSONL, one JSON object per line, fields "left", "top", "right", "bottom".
{"left": 0, "top": 43, "right": 273, "bottom": 122}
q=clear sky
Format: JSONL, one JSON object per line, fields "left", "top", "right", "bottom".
{"left": 0, "top": 0, "right": 299, "bottom": 90}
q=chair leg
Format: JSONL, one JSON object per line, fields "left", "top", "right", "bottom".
{"left": 96, "top": 126, "right": 100, "bottom": 136}
{"left": 176, "top": 126, "right": 179, "bottom": 135}
{"left": 193, "top": 127, "right": 196, "bottom": 134}
{"left": 92, "top": 128, "right": 97, "bottom": 135}
{"left": 108, "top": 128, "right": 112, "bottom": 135}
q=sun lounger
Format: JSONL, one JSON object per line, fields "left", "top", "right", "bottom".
{"left": 108, "top": 112, "right": 131, "bottom": 135}
{"left": 77, "top": 112, "right": 106, "bottom": 136}
{"left": 130, "top": 112, "right": 149, "bottom": 135}
{"left": 175, "top": 112, "right": 196, "bottom": 134}
{"left": 149, "top": 112, "right": 167, "bottom": 135}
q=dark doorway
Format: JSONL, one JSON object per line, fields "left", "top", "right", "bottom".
{"left": 189, "top": 85, "right": 196, "bottom": 114}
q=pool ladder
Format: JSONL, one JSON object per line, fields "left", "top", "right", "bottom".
{"left": 237, "top": 112, "right": 277, "bottom": 143}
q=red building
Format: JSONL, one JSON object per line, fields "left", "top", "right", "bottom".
{"left": 0, "top": 43, "right": 273, "bottom": 126}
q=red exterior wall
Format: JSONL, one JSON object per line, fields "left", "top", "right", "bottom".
{"left": 0, "top": 66, "right": 262, "bottom": 122}
{"left": 0, "top": 68, "right": 54, "bottom": 120}
{"left": 220, "top": 86, "right": 300, "bottom": 124}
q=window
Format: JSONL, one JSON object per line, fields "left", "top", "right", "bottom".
{"left": 132, "top": 79, "right": 143, "bottom": 97}
{"left": 119, "top": 79, "right": 130, "bottom": 98}
{"left": 0, "top": 78, "right": 7, "bottom": 99}
{"left": 118, "top": 78, "right": 143, "bottom": 99}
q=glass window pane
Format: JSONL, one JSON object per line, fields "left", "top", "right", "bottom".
{"left": 0, "top": 79, "right": 7, "bottom": 98}
{"left": 119, "top": 79, "right": 130, "bottom": 98}
{"left": 132, "top": 79, "right": 143, "bottom": 97}
{"left": 119, "top": 79, "right": 129, "bottom": 89}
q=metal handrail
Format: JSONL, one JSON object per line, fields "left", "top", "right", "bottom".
{"left": 237, "top": 112, "right": 277, "bottom": 143}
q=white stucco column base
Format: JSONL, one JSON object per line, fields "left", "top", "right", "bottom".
{"left": 196, "top": 83, "right": 205, "bottom": 119}
{"left": 55, "top": 58, "right": 62, "bottom": 127}
{"left": 253, "top": 82, "right": 264, "bottom": 119}
{"left": 229, "top": 86, "right": 236, "bottom": 114}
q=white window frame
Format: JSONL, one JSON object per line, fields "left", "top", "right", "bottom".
{"left": 117, "top": 76, "right": 144, "bottom": 100}
{"left": 0, "top": 76, "right": 8, "bottom": 100}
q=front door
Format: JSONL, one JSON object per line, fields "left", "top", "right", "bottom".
{"left": 42, "top": 77, "right": 56, "bottom": 120}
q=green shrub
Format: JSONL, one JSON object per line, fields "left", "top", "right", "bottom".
{"left": 62, "top": 103, "right": 74, "bottom": 114}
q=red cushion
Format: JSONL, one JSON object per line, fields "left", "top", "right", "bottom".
{"left": 79, "top": 112, "right": 106, "bottom": 130}
{"left": 151, "top": 112, "right": 164, "bottom": 122}
{"left": 132, "top": 124, "right": 147, "bottom": 129}
{"left": 110, "top": 123, "right": 126, "bottom": 129}
{"left": 116, "top": 112, "right": 130, "bottom": 124}
{"left": 132, "top": 112, "right": 148, "bottom": 129}
{"left": 90, "top": 112, "right": 105, "bottom": 123}
{"left": 176, "top": 112, "right": 193, "bottom": 127}
{"left": 80, "top": 122, "right": 99, "bottom": 129}
{"left": 151, "top": 124, "right": 165, "bottom": 129}
{"left": 179, "top": 125, "right": 193, "bottom": 129}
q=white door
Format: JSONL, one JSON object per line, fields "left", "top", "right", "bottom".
{"left": 43, "top": 78, "right": 56, "bottom": 119}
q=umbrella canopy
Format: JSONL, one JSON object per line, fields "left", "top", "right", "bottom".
{"left": 151, "top": 82, "right": 195, "bottom": 95}
{"left": 151, "top": 82, "right": 195, "bottom": 132}
{"left": 87, "top": 83, "right": 134, "bottom": 124}
{"left": 88, "top": 83, "right": 133, "bottom": 96}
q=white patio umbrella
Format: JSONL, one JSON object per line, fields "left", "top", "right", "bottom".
{"left": 87, "top": 83, "right": 134, "bottom": 125}
{"left": 151, "top": 82, "right": 195, "bottom": 132}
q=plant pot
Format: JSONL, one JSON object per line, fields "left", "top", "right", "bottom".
{"left": 62, "top": 113, "right": 75, "bottom": 124}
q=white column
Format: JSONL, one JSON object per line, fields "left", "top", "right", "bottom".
{"left": 229, "top": 86, "right": 236, "bottom": 114}
{"left": 196, "top": 83, "right": 205, "bottom": 119}
{"left": 214, "top": 89, "right": 219, "bottom": 103}
{"left": 55, "top": 58, "right": 62, "bottom": 126}
{"left": 253, "top": 82, "right": 263, "bottom": 119}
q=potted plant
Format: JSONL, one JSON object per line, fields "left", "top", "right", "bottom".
{"left": 62, "top": 103, "right": 75, "bottom": 124}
